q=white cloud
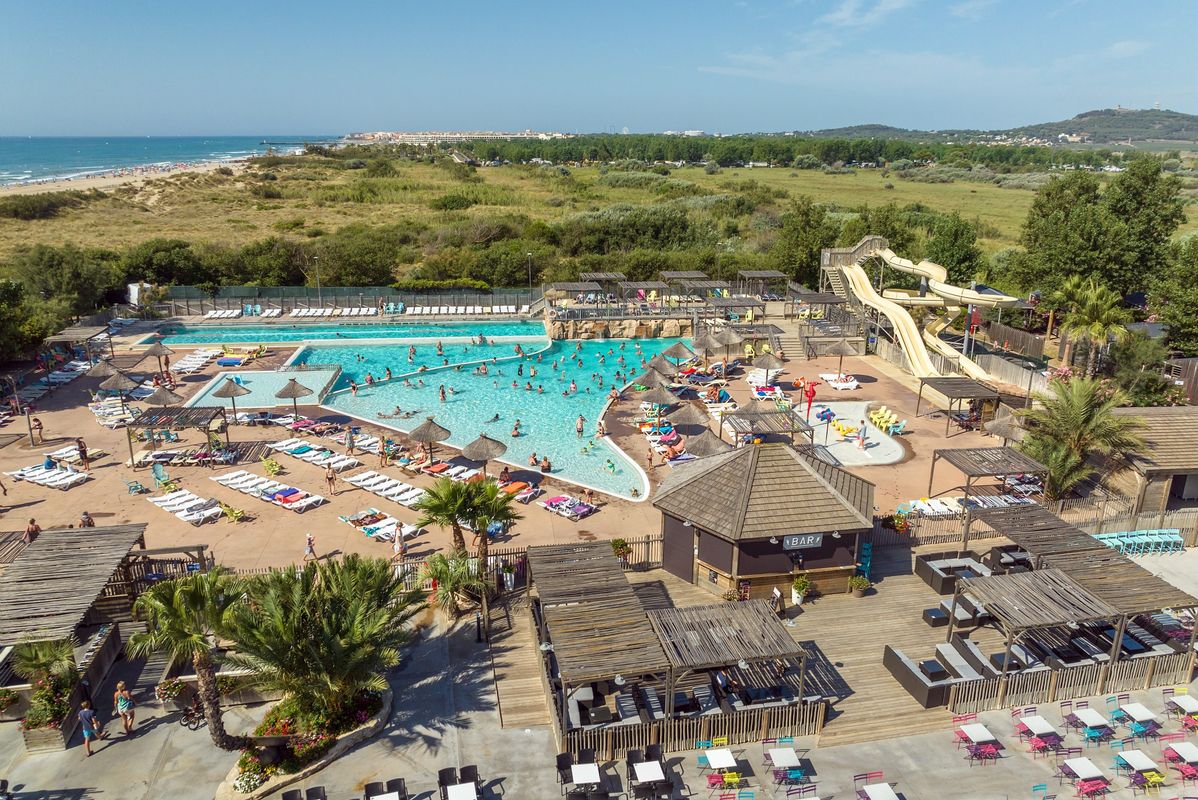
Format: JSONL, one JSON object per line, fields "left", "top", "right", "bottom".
{"left": 819, "top": 0, "right": 916, "bottom": 28}
{"left": 949, "top": 0, "right": 996, "bottom": 21}
{"left": 1105, "top": 39, "right": 1149, "bottom": 58}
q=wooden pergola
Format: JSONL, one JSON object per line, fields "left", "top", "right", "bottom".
{"left": 617, "top": 281, "right": 671, "bottom": 301}
{"left": 43, "top": 325, "right": 114, "bottom": 361}
{"left": 659, "top": 270, "right": 708, "bottom": 285}
{"left": 927, "top": 447, "right": 1047, "bottom": 504}
{"left": 578, "top": 271, "right": 627, "bottom": 285}
{"left": 723, "top": 399, "right": 814, "bottom": 445}
{"left": 737, "top": 269, "right": 788, "bottom": 296}
{"left": 966, "top": 504, "right": 1105, "bottom": 560}
{"left": 954, "top": 569, "right": 1120, "bottom": 701}
{"left": 916, "top": 377, "right": 1000, "bottom": 437}
{"left": 548, "top": 281, "right": 603, "bottom": 295}
{"left": 648, "top": 600, "right": 809, "bottom": 716}
{"left": 0, "top": 524, "right": 148, "bottom": 646}
{"left": 681, "top": 279, "right": 731, "bottom": 297}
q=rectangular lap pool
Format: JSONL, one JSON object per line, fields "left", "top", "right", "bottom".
{"left": 156, "top": 320, "right": 547, "bottom": 345}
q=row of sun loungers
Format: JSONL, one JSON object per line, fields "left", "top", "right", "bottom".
{"left": 173, "top": 349, "right": 221, "bottom": 375}
{"left": 89, "top": 397, "right": 142, "bottom": 429}
{"left": 345, "top": 470, "right": 429, "bottom": 508}
{"left": 203, "top": 309, "right": 243, "bottom": 319}
{"left": 208, "top": 471, "right": 327, "bottom": 512}
{"left": 267, "top": 438, "right": 362, "bottom": 470}
{"left": 11, "top": 359, "right": 94, "bottom": 403}
{"left": 147, "top": 489, "right": 224, "bottom": 525}
{"left": 339, "top": 507, "right": 421, "bottom": 543}
{"left": 407, "top": 305, "right": 525, "bottom": 315}
{"left": 3, "top": 463, "right": 91, "bottom": 490}
{"left": 538, "top": 494, "right": 598, "bottom": 521}
{"left": 286, "top": 307, "right": 380, "bottom": 318}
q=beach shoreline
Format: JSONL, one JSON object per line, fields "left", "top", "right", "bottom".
{"left": 0, "top": 158, "right": 251, "bottom": 195}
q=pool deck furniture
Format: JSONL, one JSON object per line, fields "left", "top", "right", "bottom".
{"left": 1018, "top": 715, "right": 1058, "bottom": 737}
{"left": 1115, "top": 749, "right": 1159, "bottom": 773}
{"left": 1166, "top": 741, "right": 1198, "bottom": 764}
{"left": 1120, "top": 703, "right": 1157, "bottom": 723}
{"left": 569, "top": 762, "right": 601, "bottom": 788}
{"left": 1168, "top": 694, "right": 1198, "bottom": 715}
{"left": 860, "top": 783, "right": 899, "bottom": 800}
{"left": 1063, "top": 757, "right": 1104, "bottom": 781}
{"left": 632, "top": 761, "right": 665, "bottom": 783}
{"left": 957, "top": 723, "right": 997, "bottom": 744}
{"left": 768, "top": 747, "right": 801, "bottom": 768}
{"left": 705, "top": 749, "right": 737, "bottom": 770}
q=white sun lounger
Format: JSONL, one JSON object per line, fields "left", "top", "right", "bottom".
{"left": 378, "top": 482, "right": 415, "bottom": 500}
{"left": 210, "top": 470, "right": 252, "bottom": 485}
{"left": 345, "top": 471, "right": 381, "bottom": 486}
{"left": 178, "top": 502, "right": 222, "bottom": 525}
{"left": 283, "top": 494, "right": 326, "bottom": 513}
{"left": 397, "top": 489, "right": 427, "bottom": 507}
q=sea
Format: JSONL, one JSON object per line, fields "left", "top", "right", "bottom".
{"left": 0, "top": 135, "right": 340, "bottom": 186}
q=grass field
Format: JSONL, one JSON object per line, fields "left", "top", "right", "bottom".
{"left": 1, "top": 160, "right": 1194, "bottom": 261}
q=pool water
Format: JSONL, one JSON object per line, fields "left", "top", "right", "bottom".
{"left": 314, "top": 338, "right": 689, "bottom": 499}
{"left": 158, "top": 320, "right": 546, "bottom": 345}
{"left": 187, "top": 367, "right": 343, "bottom": 410}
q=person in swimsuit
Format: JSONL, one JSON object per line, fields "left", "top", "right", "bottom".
{"left": 113, "top": 680, "right": 135, "bottom": 734}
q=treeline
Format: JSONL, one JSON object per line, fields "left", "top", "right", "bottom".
{"left": 457, "top": 134, "right": 1128, "bottom": 170}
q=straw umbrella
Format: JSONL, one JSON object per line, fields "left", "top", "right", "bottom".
{"left": 685, "top": 429, "right": 734, "bottom": 457}
{"left": 274, "top": 378, "right": 313, "bottom": 419}
{"left": 647, "top": 354, "right": 679, "bottom": 378}
{"left": 638, "top": 385, "right": 679, "bottom": 407}
{"left": 410, "top": 415, "right": 451, "bottom": 461}
{"left": 142, "top": 341, "right": 175, "bottom": 377}
{"left": 824, "top": 339, "right": 857, "bottom": 378}
{"left": 462, "top": 433, "right": 507, "bottom": 477}
{"left": 668, "top": 402, "right": 712, "bottom": 434}
{"left": 212, "top": 378, "right": 251, "bottom": 423}
{"left": 661, "top": 341, "right": 695, "bottom": 366}
{"left": 713, "top": 328, "right": 744, "bottom": 349}
{"left": 99, "top": 370, "right": 141, "bottom": 411}
{"left": 144, "top": 386, "right": 183, "bottom": 408}
{"left": 691, "top": 332, "right": 713, "bottom": 365}
{"left": 86, "top": 360, "right": 120, "bottom": 379}
{"left": 630, "top": 368, "right": 673, "bottom": 388}
{"left": 984, "top": 417, "right": 1026, "bottom": 446}
{"left": 751, "top": 352, "right": 785, "bottom": 386}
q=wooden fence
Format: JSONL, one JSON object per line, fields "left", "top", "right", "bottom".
{"left": 1077, "top": 510, "right": 1198, "bottom": 546}
{"left": 980, "top": 321, "right": 1046, "bottom": 360}
{"left": 561, "top": 701, "right": 827, "bottom": 760}
{"left": 948, "top": 653, "right": 1194, "bottom": 714}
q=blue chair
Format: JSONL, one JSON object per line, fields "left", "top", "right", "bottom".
{"left": 151, "top": 463, "right": 170, "bottom": 488}
{"left": 253, "top": 304, "right": 262, "bottom": 316}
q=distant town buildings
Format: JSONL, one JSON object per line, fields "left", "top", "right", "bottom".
{"left": 346, "top": 130, "right": 570, "bottom": 145}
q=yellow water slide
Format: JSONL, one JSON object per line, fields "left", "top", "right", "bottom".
{"left": 839, "top": 260, "right": 942, "bottom": 376}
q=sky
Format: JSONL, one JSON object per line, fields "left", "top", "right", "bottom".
{"left": 1, "top": 0, "right": 1194, "bottom": 136}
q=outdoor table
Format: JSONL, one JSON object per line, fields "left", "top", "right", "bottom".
{"left": 959, "top": 723, "right": 997, "bottom": 743}
{"left": 862, "top": 783, "right": 900, "bottom": 800}
{"left": 769, "top": 747, "right": 801, "bottom": 768}
{"left": 1063, "top": 757, "right": 1103, "bottom": 781}
{"left": 445, "top": 784, "right": 478, "bottom": 800}
{"left": 1170, "top": 695, "right": 1198, "bottom": 715}
{"left": 1075, "top": 708, "right": 1109, "bottom": 728}
{"left": 706, "top": 748, "right": 738, "bottom": 771}
{"left": 1168, "top": 741, "right": 1198, "bottom": 764}
{"left": 571, "top": 763, "right": 601, "bottom": 787}
{"left": 1116, "top": 749, "right": 1158, "bottom": 773}
{"left": 373, "top": 794, "right": 400, "bottom": 800}
{"left": 1020, "top": 715, "right": 1058, "bottom": 736}
{"left": 1121, "top": 703, "right": 1157, "bottom": 723}
{"left": 633, "top": 761, "right": 665, "bottom": 783}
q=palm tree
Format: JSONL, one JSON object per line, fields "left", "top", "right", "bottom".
{"left": 1018, "top": 377, "right": 1145, "bottom": 499}
{"left": 419, "top": 549, "right": 487, "bottom": 620}
{"left": 1046, "top": 273, "right": 1088, "bottom": 342}
{"left": 127, "top": 567, "right": 248, "bottom": 751}
{"left": 464, "top": 481, "right": 523, "bottom": 566}
{"left": 1060, "top": 279, "right": 1130, "bottom": 375}
{"left": 12, "top": 638, "right": 77, "bottom": 683}
{"left": 226, "top": 555, "right": 422, "bottom": 719}
{"left": 413, "top": 478, "right": 471, "bottom": 551}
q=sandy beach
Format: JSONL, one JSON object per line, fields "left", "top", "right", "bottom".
{"left": 0, "top": 159, "right": 249, "bottom": 196}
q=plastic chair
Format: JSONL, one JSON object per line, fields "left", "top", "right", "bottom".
{"left": 459, "top": 765, "right": 480, "bottom": 786}
{"left": 363, "top": 782, "right": 385, "bottom": 799}
{"left": 385, "top": 778, "right": 408, "bottom": 800}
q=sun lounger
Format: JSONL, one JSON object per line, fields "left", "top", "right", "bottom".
{"left": 178, "top": 501, "right": 222, "bottom": 525}
{"left": 211, "top": 470, "right": 252, "bottom": 485}
{"left": 453, "top": 468, "right": 481, "bottom": 483}
{"left": 379, "top": 482, "right": 417, "bottom": 500}
{"left": 423, "top": 462, "right": 451, "bottom": 475}
{"left": 442, "top": 465, "right": 467, "bottom": 479}
{"left": 397, "top": 489, "right": 426, "bottom": 507}
{"left": 515, "top": 485, "right": 543, "bottom": 503}
{"left": 285, "top": 494, "right": 326, "bottom": 513}
{"left": 345, "top": 470, "right": 381, "bottom": 486}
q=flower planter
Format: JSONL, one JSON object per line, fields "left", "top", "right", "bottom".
{"left": 851, "top": 588, "right": 866, "bottom": 599}
{"left": 791, "top": 589, "right": 805, "bottom": 607}
{"left": 502, "top": 571, "right": 516, "bottom": 591}
{"left": 21, "top": 724, "right": 68, "bottom": 753}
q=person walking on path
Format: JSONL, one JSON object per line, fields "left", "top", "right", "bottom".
{"left": 303, "top": 533, "right": 316, "bottom": 562}
{"left": 391, "top": 533, "right": 407, "bottom": 562}
{"left": 857, "top": 419, "right": 868, "bottom": 451}
{"left": 325, "top": 464, "right": 338, "bottom": 496}
{"left": 78, "top": 700, "right": 105, "bottom": 756}
{"left": 113, "top": 681, "right": 135, "bottom": 734}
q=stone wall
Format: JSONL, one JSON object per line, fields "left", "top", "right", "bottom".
{"left": 546, "top": 318, "right": 693, "bottom": 340}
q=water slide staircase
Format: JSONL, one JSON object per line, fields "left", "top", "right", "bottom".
{"left": 821, "top": 236, "right": 1023, "bottom": 380}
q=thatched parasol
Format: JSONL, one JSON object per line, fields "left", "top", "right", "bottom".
{"left": 661, "top": 341, "right": 695, "bottom": 364}
{"left": 274, "top": 378, "right": 313, "bottom": 419}
{"left": 637, "top": 385, "right": 679, "bottom": 407}
{"left": 984, "top": 417, "right": 1026, "bottom": 446}
{"left": 713, "top": 328, "right": 744, "bottom": 348}
{"left": 647, "top": 354, "right": 679, "bottom": 377}
{"left": 144, "top": 386, "right": 183, "bottom": 407}
{"left": 410, "top": 415, "right": 451, "bottom": 460}
{"left": 668, "top": 402, "right": 712, "bottom": 433}
{"left": 212, "top": 378, "right": 251, "bottom": 422}
{"left": 87, "top": 360, "right": 120, "bottom": 378}
{"left": 630, "top": 368, "right": 672, "bottom": 388}
{"left": 824, "top": 338, "right": 857, "bottom": 378}
{"left": 685, "top": 429, "right": 734, "bottom": 457}
{"left": 100, "top": 369, "right": 141, "bottom": 410}
{"left": 751, "top": 352, "right": 786, "bottom": 385}
{"left": 462, "top": 433, "right": 507, "bottom": 476}
{"left": 142, "top": 341, "right": 175, "bottom": 375}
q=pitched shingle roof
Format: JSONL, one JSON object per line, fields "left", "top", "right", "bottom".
{"left": 652, "top": 444, "right": 874, "bottom": 540}
{"left": 1112, "top": 406, "right": 1198, "bottom": 475}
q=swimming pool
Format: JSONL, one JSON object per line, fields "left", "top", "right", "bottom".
{"left": 156, "top": 320, "right": 547, "bottom": 345}
{"left": 307, "top": 337, "right": 690, "bottom": 500}
{"left": 187, "top": 367, "right": 343, "bottom": 409}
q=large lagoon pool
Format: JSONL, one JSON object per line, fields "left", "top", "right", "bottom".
{"left": 157, "top": 320, "right": 546, "bottom": 345}
{"left": 299, "top": 337, "right": 689, "bottom": 500}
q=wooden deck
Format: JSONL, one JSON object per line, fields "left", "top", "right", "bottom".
{"left": 488, "top": 594, "right": 552, "bottom": 728}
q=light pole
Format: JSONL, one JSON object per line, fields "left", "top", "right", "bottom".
{"left": 1025, "top": 361, "right": 1036, "bottom": 409}
{"left": 526, "top": 252, "right": 533, "bottom": 288}
{"left": 313, "top": 255, "right": 322, "bottom": 306}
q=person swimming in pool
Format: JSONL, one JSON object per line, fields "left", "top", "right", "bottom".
{"left": 604, "top": 459, "right": 616, "bottom": 473}
{"left": 487, "top": 413, "right": 500, "bottom": 423}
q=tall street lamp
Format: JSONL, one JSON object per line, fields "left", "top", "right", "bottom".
{"left": 526, "top": 252, "right": 533, "bottom": 288}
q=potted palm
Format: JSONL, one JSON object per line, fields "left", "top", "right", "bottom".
{"left": 610, "top": 538, "right": 632, "bottom": 562}
{"left": 500, "top": 562, "right": 516, "bottom": 592}
{"left": 790, "top": 575, "right": 811, "bottom": 607}
{"left": 848, "top": 575, "right": 872, "bottom": 598}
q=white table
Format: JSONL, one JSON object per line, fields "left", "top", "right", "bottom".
{"left": 1169, "top": 741, "right": 1198, "bottom": 764}
{"left": 571, "top": 763, "right": 601, "bottom": 786}
{"left": 446, "top": 784, "right": 479, "bottom": 800}
{"left": 1075, "top": 708, "right": 1109, "bottom": 728}
{"left": 1170, "top": 694, "right": 1198, "bottom": 715}
{"left": 372, "top": 793, "right": 400, "bottom": 800}
{"left": 862, "top": 783, "right": 900, "bottom": 800}
{"left": 633, "top": 761, "right": 665, "bottom": 783}
{"left": 769, "top": 747, "right": 801, "bottom": 768}
{"left": 1064, "top": 757, "right": 1104, "bottom": 781}
{"left": 706, "top": 748, "right": 737, "bottom": 770}
{"left": 1121, "top": 703, "right": 1157, "bottom": 723}
{"left": 959, "top": 722, "right": 996, "bottom": 743}
{"left": 1117, "top": 749, "right": 1159, "bottom": 773}
{"left": 1020, "top": 715, "right": 1058, "bottom": 736}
